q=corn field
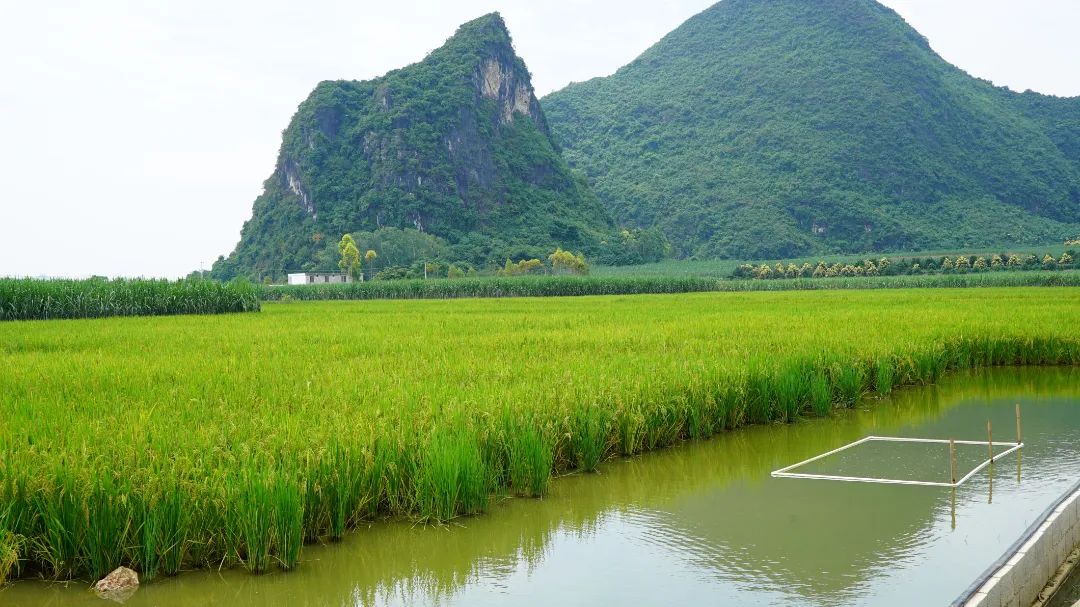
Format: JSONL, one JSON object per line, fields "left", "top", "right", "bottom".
{"left": 0, "top": 288, "right": 1078, "bottom": 583}
{"left": 0, "top": 278, "right": 260, "bottom": 321}
{"left": 259, "top": 271, "right": 1080, "bottom": 301}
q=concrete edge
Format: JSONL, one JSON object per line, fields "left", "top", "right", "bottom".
{"left": 952, "top": 478, "right": 1080, "bottom": 607}
{"left": 1032, "top": 543, "right": 1080, "bottom": 607}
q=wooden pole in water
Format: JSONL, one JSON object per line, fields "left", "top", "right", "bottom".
{"left": 987, "top": 420, "right": 994, "bottom": 463}
{"left": 950, "top": 488, "right": 956, "bottom": 530}
{"left": 1015, "top": 404, "right": 1022, "bottom": 445}
{"left": 950, "top": 438, "right": 957, "bottom": 484}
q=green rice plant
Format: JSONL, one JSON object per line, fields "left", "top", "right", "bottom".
{"left": 83, "top": 474, "right": 133, "bottom": 580}
{"left": 875, "top": 357, "right": 896, "bottom": 396}
{"left": 744, "top": 363, "right": 775, "bottom": 425}
{"left": 774, "top": 366, "right": 807, "bottom": 422}
{"left": 30, "top": 473, "right": 84, "bottom": 579}
{"left": 809, "top": 368, "right": 833, "bottom": 416}
{"left": 271, "top": 477, "right": 304, "bottom": 570}
{"left": 718, "top": 384, "right": 748, "bottom": 431}
{"left": 303, "top": 446, "right": 362, "bottom": 541}
{"left": 230, "top": 472, "right": 274, "bottom": 573}
{"left": 568, "top": 404, "right": 611, "bottom": 473}
{"left": 832, "top": 362, "right": 867, "bottom": 408}
{"left": 0, "top": 530, "right": 22, "bottom": 586}
{"left": 684, "top": 382, "right": 720, "bottom": 439}
{"left": 413, "top": 430, "right": 491, "bottom": 522}
{"left": 135, "top": 484, "right": 189, "bottom": 579}
{"left": 0, "top": 495, "right": 26, "bottom": 586}
{"left": 501, "top": 416, "right": 554, "bottom": 497}
{"left": 615, "top": 403, "right": 646, "bottom": 457}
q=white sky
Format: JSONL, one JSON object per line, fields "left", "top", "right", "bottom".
{"left": 1, "top": 0, "right": 1077, "bottom": 278}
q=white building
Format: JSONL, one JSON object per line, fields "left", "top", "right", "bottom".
{"left": 287, "top": 272, "right": 357, "bottom": 285}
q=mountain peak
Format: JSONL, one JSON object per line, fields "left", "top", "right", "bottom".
{"left": 544, "top": 0, "right": 1080, "bottom": 258}
{"left": 211, "top": 13, "right": 610, "bottom": 280}
{"left": 426, "top": 12, "right": 541, "bottom": 128}
{"left": 439, "top": 12, "right": 515, "bottom": 60}
{"left": 455, "top": 12, "right": 509, "bottom": 38}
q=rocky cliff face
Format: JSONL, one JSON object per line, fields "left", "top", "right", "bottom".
{"left": 214, "top": 13, "right": 611, "bottom": 280}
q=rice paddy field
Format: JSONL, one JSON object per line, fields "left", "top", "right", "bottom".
{"left": 1, "top": 287, "right": 1079, "bottom": 584}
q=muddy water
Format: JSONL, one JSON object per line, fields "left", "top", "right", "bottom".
{"left": 5, "top": 367, "right": 1080, "bottom": 606}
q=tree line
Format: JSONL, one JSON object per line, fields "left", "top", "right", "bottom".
{"left": 734, "top": 251, "right": 1077, "bottom": 280}
{"left": 334, "top": 234, "right": 590, "bottom": 282}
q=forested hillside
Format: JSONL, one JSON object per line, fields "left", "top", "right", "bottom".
{"left": 544, "top": 0, "right": 1080, "bottom": 258}
{"left": 213, "top": 14, "right": 613, "bottom": 280}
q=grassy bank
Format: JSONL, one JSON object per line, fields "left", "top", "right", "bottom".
{"left": 260, "top": 270, "right": 1080, "bottom": 301}
{"left": 1, "top": 288, "right": 1078, "bottom": 582}
{"left": 0, "top": 278, "right": 260, "bottom": 321}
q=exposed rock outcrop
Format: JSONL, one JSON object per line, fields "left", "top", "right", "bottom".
{"left": 93, "top": 566, "right": 139, "bottom": 603}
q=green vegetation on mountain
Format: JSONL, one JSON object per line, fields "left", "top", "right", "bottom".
{"left": 543, "top": 0, "right": 1080, "bottom": 259}
{"left": 212, "top": 14, "right": 615, "bottom": 281}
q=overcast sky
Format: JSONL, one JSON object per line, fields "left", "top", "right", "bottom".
{"left": 2, "top": 0, "right": 1078, "bottom": 278}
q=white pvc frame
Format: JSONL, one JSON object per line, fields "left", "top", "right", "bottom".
{"left": 771, "top": 436, "right": 1025, "bottom": 487}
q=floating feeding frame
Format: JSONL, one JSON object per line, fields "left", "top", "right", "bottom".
{"left": 771, "top": 435, "right": 1024, "bottom": 488}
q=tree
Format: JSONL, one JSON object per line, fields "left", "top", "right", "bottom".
{"left": 338, "top": 234, "right": 361, "bottom": 280}
{"left": 364, "top": 250, "right": 378, "bottom": 280}
{"left": 447, "top": 264, "right": 465, "bottom": 279}
{"left": 548, "top": 248, "right": 589, "bottom": 275}
{"left": 734, "top": 264, "right": 756, "bottom": 279}
{"left": 498, "top": 258, "right": 545, "bottom": 276}
{"left": 374, "top": 266, "right": 409, "bottom": 281}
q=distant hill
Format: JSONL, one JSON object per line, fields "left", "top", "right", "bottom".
{"left": 213, "top": 14, "right": 613, "bottom": 280}
{"left": 543, "top": 0, "right": 1080, "bottom": 259}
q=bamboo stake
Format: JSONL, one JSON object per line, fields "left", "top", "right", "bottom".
{"left": 1016, "top": 404, "right": 1022, "bottom": 445}
{"left": 950, "top": 438, "right": 957, "bottom": 484}
{"left": 950, "top": 488, "right": 956, "bottom": 530}
{"left": 988, "top": 420, "right": 994, "bottom": 463}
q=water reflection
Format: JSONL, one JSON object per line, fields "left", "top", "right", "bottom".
{"left": 4, "top": 367, "right": 1079, "bottom": 607}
